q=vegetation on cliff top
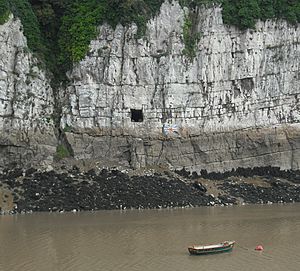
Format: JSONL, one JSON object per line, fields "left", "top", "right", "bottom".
{"left": 222, "top": 0, "right": 300, "bottom": 29}
{"left": 0, "top": 0, "right": 9, "bottom": 24}
{"left": 57, "top": 0, "right": 164, "bottom": 74}
{"left": 1, "top": 0, "right": 300, "bottom": 83}
{"left": 9, "top": 0, "right": 46, "bottom": 58}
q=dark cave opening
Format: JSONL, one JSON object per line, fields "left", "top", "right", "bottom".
{"left": 131, "top": 109, "right": 143, "bottom": 122}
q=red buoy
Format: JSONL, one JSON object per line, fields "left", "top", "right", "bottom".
{"left": 255, "top": 245, "right": 264, "bottom": 251}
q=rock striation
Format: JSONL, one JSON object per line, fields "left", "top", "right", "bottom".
{"left": 0, "top": 15, "right": 56, "bottom": 169}
{"left": 0, "top": 1, "right": 300, "bottom": 173}
{"left": 61, "top": 1, "right": 300, "bottom": 172}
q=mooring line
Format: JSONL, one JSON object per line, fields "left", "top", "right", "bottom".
{"left": 236, "top": 243, "right": 273, "bottom": 260}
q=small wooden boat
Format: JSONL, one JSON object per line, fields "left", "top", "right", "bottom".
{"left": 188, "top": 241, "right": 235, "bottom": 255}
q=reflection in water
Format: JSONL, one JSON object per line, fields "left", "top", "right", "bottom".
{"left": 1, "top": 204, "right": 300, "bottom": 271}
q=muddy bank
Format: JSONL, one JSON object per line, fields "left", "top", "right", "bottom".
{"left": 0, "top": 166, "right": 300, "bottom": 214}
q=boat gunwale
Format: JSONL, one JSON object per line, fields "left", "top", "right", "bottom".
{"left": 188, "top": 241, "right": 235, "bottom": 254}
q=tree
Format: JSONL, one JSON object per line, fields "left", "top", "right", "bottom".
{"left": 259, "top": 0, "right": 275, "bottom": 20}
{"left": 237, "top": 0, "right": 261, "bottom": 29}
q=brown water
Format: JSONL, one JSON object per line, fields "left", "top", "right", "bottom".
{"left": 1, "top": 204, "right": 300, "bottom": 271}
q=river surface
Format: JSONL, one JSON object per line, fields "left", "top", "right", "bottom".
{"left": 1, "top": 204, "right": 300, "bottom": 271}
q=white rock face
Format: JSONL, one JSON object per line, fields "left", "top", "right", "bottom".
{"left": 0, "top": 15, "right": 56, "bottom": 168}
{"left": 61, "top": 1, "right": 300, "bottom": 172}
{"left": 2, "top": 2, "right": 299, "bottom": 172}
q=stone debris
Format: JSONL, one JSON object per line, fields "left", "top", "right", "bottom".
{"left": 0, "top": 166, "right": 300, "bottom": 214}
{"left": 0, "top": 167, "right": 212, "bottom": 214}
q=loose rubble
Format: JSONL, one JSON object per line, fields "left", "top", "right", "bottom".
{"left": 0, "top": 166, "right": 300, "bottom": 214}
{"left": 0, "top": 167, "right": 212, "bottom": 214}
{"left": 219, "top": 179, "right": 300, "bottom": 204}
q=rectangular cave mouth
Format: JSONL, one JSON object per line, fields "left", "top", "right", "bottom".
{"left": 131, "top": 109, "right": 143, "bottom": 122}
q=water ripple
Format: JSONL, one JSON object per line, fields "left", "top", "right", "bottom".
{"left": 1, "top": 205, "right": 300, "bottom": 271}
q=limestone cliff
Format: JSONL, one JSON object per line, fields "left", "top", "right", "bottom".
{"left": 60, "top": 1, "right": 300, "bottom": 172}
{"left": 1, "top": 1, "right": 300, "bottom": 172}
{"left": 0, "top": 15, "right": 56, "bottom": 168}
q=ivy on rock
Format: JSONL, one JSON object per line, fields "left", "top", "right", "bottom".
{"left": 1, "top": 0, "right": 299, "bottom": 83}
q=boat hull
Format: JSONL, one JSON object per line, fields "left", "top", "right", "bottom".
{"left": 188, "top": 241, "right": 235, "bottom": 255}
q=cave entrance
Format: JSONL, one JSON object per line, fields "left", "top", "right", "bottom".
{"left": 131, "top": 109, "right": 143, "bottom": 122}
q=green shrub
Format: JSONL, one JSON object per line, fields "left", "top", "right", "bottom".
{"left": 55, "top": 144, "right": 70, "bottom": 159}
{"left": 182, "top": 14, "right": 201, "bottom": 59}
{"left": 58, "top": 0, "right": 165, "bottom": 71}
{"left": 3, "top": 0, "right": 299, "bottom": 85}
{"left": 259, "top": 0, "right": 275, "bottom": 21}
{"left": 222, "top": 0, "right": 300, "bottom": 29}
{"left": 9, "top": 0, "right": 45, "bottom": 55}
{"left": 0, "top": 0, "right": 9, "bottom": 25}
{"left": 179, "top": 0, "right": 219, "bottom": 8}
{"left": 63, "top": 125, "right": 73, "bottom": 133}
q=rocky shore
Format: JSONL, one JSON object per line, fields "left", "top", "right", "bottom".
{"left": 0, "top": 166, "right": 300, "bottom": 214}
